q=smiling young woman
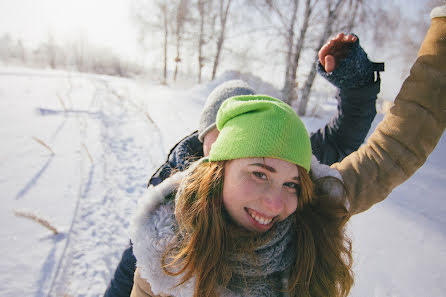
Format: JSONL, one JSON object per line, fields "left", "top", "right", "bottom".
{"left": 166, "top": 156, "right": 352, "bottom": 297}
{"left": 131, "top": 95, "right": 354, "bottom": 297}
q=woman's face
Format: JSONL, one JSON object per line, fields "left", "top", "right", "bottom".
{"left": 222, "top": 157, "right": 300, "bottom": 233}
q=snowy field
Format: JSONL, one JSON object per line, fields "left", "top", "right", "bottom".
{"left": 0, "top": 67, "right": 445, "bottom": 297}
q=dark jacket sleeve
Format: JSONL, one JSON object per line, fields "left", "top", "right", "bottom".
{"left": 104, "top": 242, "right": 137, "bottom": 297}
{"left": 310, "top": 77, "right": 380, "bottom": 165}
{"left": 148, "top": 131, "right": 203, "bottom": 187}
{"left": 310, "top": 36, "right": 384, "bottom": 166}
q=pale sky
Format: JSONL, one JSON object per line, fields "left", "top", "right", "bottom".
{"left": 0, "top": 0, "right": 435, "bottom": 87}
{"left": 0, "top": 0, "right": 139, "bottom": 57}
{"left": 0, "top": 0, "right": 430, "bottom": 56}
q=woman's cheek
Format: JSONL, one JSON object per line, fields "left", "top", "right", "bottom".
{"left": 239, "top": 174, "right": 265, "bottom": 196}
{"left": 285, "top": 194, "right": 298, "bottom": 216}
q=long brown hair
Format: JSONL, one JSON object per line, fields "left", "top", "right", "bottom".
{"left": 287, "top": 174, "right": 353, "bottom": 297}
{"left": 162, "top": 161, "right": 353, "bottom": 297}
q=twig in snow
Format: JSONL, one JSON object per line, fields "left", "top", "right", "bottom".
{"left": 110, "top": 88, "right": 126, "bottom": 101}
{"left": 145, "top": 111, "right": 161, "bottom": 132}
{"left": 57, "top": 93, "right": 67, "bottom": 112}
{"left": 82, "top": 143, "right": 94, "bottom": 164}
{"left": 145, "top": 111, "right": 155, "bottom": 124}
{"left": 32, "top": 136, "right": 55, "bottom": 155}
{"left": 14, "top": 209, "right": 59, "bottom": 235}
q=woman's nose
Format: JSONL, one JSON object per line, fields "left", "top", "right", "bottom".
{"left": 262, "top": 187, "right": 285, "bottom": 214}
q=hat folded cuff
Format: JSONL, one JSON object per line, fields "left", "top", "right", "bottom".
{"left": 198, "top": 123, "right": 217, "bottom": 142}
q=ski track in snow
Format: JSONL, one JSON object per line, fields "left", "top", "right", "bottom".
{"left": 0, "top": 68, "right": 204, "bottom": 297}
{"left": 46, "top": 77, "right": 162, "bottom": 297}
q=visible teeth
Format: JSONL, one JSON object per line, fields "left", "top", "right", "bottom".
{"left": 248, "top": 210, "right": 272, "bottom": 225}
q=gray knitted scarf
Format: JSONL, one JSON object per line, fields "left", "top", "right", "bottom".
{"left": 158, "top": 195, "right": 297, "bottom": 297}
{"left": 225, "top": 217, "right": 296, "bottom": 297}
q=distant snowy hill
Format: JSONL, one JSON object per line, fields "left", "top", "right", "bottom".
{"left": 1, "top": 67, "right": 445, "bottom": 297}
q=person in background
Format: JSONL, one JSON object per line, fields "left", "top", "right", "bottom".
{"left": 105, "top": 32, "right": 384, "bottom": 297}
{"left": 129, "top": 6, "right": 445, "bottom": 296}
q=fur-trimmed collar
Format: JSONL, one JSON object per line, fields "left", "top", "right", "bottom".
{"left": 130, "top": 167, "right": 196, "bottom": 297}
{"left": 431, "top": 5, "right": 446, "bottom": 19}
{"left": 130, "top": 156, "right": 345, "bottom": 297}
{"left": 130, "top": 164, "right": 242, "bottom": 296}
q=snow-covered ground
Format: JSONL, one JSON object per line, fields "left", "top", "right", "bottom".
{"left": 0, "top": 67, "right": 445, "bottom": 297}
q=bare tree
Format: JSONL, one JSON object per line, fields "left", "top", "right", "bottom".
{"left": 161, "top": 3, "right": 169, "bottom": 84}
{"left": 0, "top": 35, "right": 27, "bottom": 65}
{"left": 260, "top": 0, "right": 300, "bottom": 105}
{"left": 0, "top": 34, "right": 13, "bottom": 62}
{"left": 72, "top": 33, "right": 88, "bottom": 72}
{"left": 195, "top": 0, "right": 216, "bottom": 83}
{"left": 44, "top": 33, "right": 58, "bottom": 69}
{"left": 364, "top": 0, "right": 436, "bottom": 78}
{"left": 343, "top": 0, "right": 362, "bottom": 33}
{"left": 173, "top": 0, "right": 191, "bottom": 81}
{"left": 197, "top": 0, "right": 207, "bottom": 83}
{"left": 132, "top": 0, "right": 174, "bottom": 84}
{"left": 282, "top": 0, "right": 317, "bottom": 105}
{"left": 211, "top": 0, "right": 234, "bottom": 80}
{"left": 245, "top": 0, "right": 317, "bottom": 105}
{"left": 16, "top": 40, "right": 26, "bottom": 64}
{"left": 298, "top": 0, "right": 346, "bottom": 116}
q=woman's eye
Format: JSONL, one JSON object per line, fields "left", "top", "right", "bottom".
{"left": 284, "top": 182, "right": 300, "bottom": 191}
{"left": 253, "top": 171, "right": 267, "bottom": 180}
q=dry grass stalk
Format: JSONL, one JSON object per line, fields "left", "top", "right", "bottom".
{"left": 145, "top": 111, "right": 161, "bottom": 131}
{"left": 145, "top": 111, "right": 155, "bottom": 124}
{"left": 14, "top": 209, "right": 59, "bottom": 235}
{"left": 82, "top": 143, "right": 94, "bottom": 164}
{"left": 57, "top": 93, "right": 68, "bottom": 112}
{"left": 110, "top": 88, "right": 125, "bottom": 101}
{"left": 32, "top": 136, "right": 55, "bottom": 155}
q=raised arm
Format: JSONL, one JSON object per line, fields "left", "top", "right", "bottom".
{"left": 333, "top": 8, "right": 446, "bottom": 215}
{"left": 311, "top": 33, "right": 383, "bottom": 165}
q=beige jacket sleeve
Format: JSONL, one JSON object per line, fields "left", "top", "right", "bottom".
{"left": 332, "top": 10, "right": 446, "bottom": 215}
{"left": 131, "top": 268, "right": 171, "bottom": 297}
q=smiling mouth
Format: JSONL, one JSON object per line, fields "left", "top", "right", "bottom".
{"left": 246, "top": 208, "right": 274, "bottom": 225}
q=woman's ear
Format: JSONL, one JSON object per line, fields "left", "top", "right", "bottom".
{"left": 202, "top": 128, "right": 219, "bottom": 157}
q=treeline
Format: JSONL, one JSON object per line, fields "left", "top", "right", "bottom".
{"left": 132, "top": 0, "right": 435, "bottom": 114}
{"left": 1, "top": 0, "right": 437, "bottom": 115}
{"left": 0, "top": 33, "right": 144, "bottom": 78}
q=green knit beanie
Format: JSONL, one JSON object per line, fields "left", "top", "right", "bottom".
{"left": 209, "top": 95, "right": 312, "bottom": 171}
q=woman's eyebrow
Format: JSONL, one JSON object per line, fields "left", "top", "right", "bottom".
{"left": 249, "top": 163, "right": 276, "bottom": 172}
{"left": 249, "top": 163, "right": 299, "bottom": 181}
